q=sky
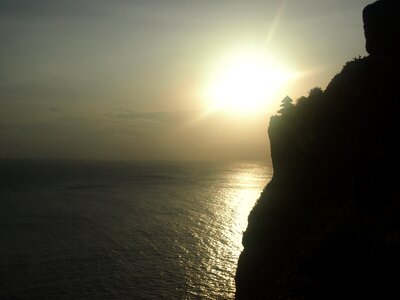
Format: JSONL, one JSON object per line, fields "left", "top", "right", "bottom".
{"left": 0, "top": 0, "right": 373, "bottom": 161}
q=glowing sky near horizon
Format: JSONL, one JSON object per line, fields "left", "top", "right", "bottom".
{"left": 0, "top": 0, "right": 372, "bottom": 161}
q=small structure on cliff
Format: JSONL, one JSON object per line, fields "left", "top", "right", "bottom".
{"left": 277, "top": 96, "right": 294, "bottom": 116}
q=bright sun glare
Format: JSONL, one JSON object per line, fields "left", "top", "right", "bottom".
{"left": 205, "top": 49, "right": 294, "bottom": 112}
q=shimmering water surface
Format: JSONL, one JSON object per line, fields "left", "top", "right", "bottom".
{"left": 0, "top": 160, "right": 272, "bottom": 299}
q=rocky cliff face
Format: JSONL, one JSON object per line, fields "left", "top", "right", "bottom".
{"left": 235, "top": 1, "right": 400, "bottom": 299}
{"left": 363, "top": 0, "right": 400, "bottom": 57}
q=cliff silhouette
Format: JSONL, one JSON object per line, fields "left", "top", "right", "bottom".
{"left": 235, "top": 1, "right": 400, "bottom": 299}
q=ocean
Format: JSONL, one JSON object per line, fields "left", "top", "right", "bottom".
{"left": 0, "top": 159, "right": 272, "bottom": 299}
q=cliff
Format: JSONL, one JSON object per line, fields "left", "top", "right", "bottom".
{"left": 235, "top": 1, "right": 400, "bottom": 299}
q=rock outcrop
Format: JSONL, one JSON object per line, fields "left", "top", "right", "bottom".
{"left": 235, "top": 1, "right": 400, "bottom": 299}
{"left": 363, "top": 0, "right": 400, "bottom": 57}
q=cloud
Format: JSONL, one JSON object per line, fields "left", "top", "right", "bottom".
{"left": 0, "top": 0, "right": 107, "bottom": 18}
{"left": 0, "top": 107, "right": 270, "bottom": 160}
{"left": 105, "top": 110, "right": 199, "bottom": 124}
{"left": 0, "top": 76, "right": 91, "bottom": 104}
{"left": 103, "top": 110, "right": 203, "bottom": 135}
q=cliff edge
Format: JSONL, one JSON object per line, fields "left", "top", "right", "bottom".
{"left": 235, "top": 1, "right": 400, "bottom": 299}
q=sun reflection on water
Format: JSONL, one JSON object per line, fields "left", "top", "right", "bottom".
{"left": 200, "top": 163, "right": 272, "bottom": 298}
{"left": 226, "top": 170, "right": 270, "bottom": 256}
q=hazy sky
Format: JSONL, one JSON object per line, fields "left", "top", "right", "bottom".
{"left": 0, "top": 0, "right": 373, "bottom": 161}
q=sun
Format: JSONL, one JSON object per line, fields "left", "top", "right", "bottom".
{"left": 204, "top": 49, "right": 293, "bottom": 112}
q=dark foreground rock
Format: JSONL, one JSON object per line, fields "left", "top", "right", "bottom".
{"left": 363, "top": 0, "right": 400, "bottom": 57}
{"left": 235, "top": 1, "right": 400, "bottom": 299}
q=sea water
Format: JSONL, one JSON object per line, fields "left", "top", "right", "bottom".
{"left": 0, "top": 159, "right": 272, "bottom": 299}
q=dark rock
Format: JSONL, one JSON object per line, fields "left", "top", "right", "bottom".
{"left": 235, "top": 1, "right": 400, "bottom": 298}
{"left": 363, "top": 0, "right": 400, "bottom": 57}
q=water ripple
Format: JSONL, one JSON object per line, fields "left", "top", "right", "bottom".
{"left": 0, "top": 160, "right": 272, "bottom": 299}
